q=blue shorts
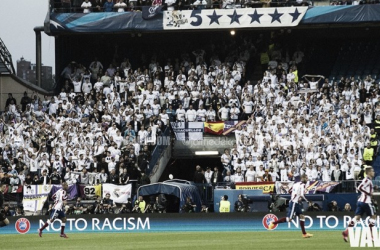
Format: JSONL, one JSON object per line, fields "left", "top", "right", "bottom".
{"left": 287, "top": 201, "right": 303, "bottom": 218}
{"left": 50, "top": 209, "right": 66, "bottom": 220}
{"left": 355, "top": 202, "right": 375, "bottom": 217}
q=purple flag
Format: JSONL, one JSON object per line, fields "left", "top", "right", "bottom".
{"left": 50, "top": 184, "right": 78, "bottom": 200}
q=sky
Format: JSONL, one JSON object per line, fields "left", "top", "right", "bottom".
{"left": 0, "top": 0, "right": 55, "bottom": 74}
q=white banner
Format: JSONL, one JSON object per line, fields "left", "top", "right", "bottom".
{"left": 170, "top": 122, "right": 204, "bottom": 141}
{"left": 164, "top": 7, "right": 307, "bottom": 30}
{"left": 23, "top": 185, "right": 52, "bottom": 197}
{"left": 102, "top": 184, "right": 132, "bottom": 203}
{"left": 275, "top": 181, "right": 294, "bottom": 194}
{"left": 23, "top": 195, "right": 49, "bottom": 215}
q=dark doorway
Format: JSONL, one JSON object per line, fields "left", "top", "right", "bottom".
{"left": 159, "top": 157, "right": 222, "bottom": 182}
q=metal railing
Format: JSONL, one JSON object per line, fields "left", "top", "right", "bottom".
{"left": 0, "top": 37, "right": 15, "bottom": 75}
{"left": 49, "top": 0, "right": 314, "bottom": 13}
{"left": 147, "top": 126, "right": 171, "bottom": 176}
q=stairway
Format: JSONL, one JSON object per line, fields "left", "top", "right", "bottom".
{"left": 0, "top": 37, "right": 15, "bottom": 75}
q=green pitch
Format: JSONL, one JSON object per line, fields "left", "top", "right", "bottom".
{"left": 1, "top": 231, "right": 349, "bottom": 250}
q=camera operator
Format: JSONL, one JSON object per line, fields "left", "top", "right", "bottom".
{"left": 14, "top": 206, "right": 24, "bottom": 216}
{"left": 94, "top": 202, "right": 105, "bottom": 214}
{"left": 153, "top": 196, "right": 166, "bottom": 213}
{"left": 235, "top": 194, "right": 248, "bottom": 212}
{"left": 307, "top": 201, "right": 321, "bottom": 212}
{"left": 182, "top": 197, "right": 196, "bottom": 213}
{"left": 84, "top": 198, "right": 99, "bottom": 215}
{"left": 102, "top": 193, "right": 116, "bottom": 213}
{"left": 269, "top": 194, "right": 288, "bottom": 212}
{"left": 119, "top": 198, "right": 133, "bottom": 214}
{"left": 0, "top": 184, "right": 10, "bottom": 227}
{"left": 73, "top": 197, "right": 85, "bottom": 215}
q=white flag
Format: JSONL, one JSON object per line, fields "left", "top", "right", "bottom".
{"left": 102, "top": 184, "right": 132, "bottom": 203}
{"left": 171, "top": 122, "right": 204, "bottom": 141}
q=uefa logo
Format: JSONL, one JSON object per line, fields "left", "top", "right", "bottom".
{"left": 262, "top": 214, "right": 278, "bottom": 230}
{"left": 15, "top": 218, "right": 31, "bottom": 234}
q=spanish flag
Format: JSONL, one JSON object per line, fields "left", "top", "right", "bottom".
{"left": 204, "top": 121, "right": 224, "bottom": 135}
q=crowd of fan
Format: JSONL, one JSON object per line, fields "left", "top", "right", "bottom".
{"left": 0, "top": 85, "right": 155, "bottom": 188}
{"left": 216, "top": 72, "right": 380, "bottom": 185}
{"left": 1, "top": 30, "right": 379, "bottom": 212}
{"left": 330, "top": 0, "right": 380, "bottom": 5}
{"left": 0, "top": 32, "right": 255, "bottom": 190}
{"left": 53, "top": 0, "right": 310, "bottom": 13}
{"left": 53, "top": 0, "right": 380, "bottom": 15}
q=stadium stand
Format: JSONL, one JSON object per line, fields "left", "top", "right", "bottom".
{"left": 2, "top": 4, "right": 380, "bottom": 215}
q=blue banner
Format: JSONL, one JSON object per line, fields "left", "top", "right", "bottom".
{"left": 142, "top": 6, "right": 163, "bottom": 20}
{"left": 49, "top": 12, "right": 163, "bottom": 34}
{"left": 47, "top": 6, "right": 380, "bottom": 34}
{"left": 5, "top": 213, "right": 379, "bottom": 235}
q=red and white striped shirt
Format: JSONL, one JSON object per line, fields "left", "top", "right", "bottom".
{"left": 52, "top": 189, "right": 68, "bottom": 211}
{"left": 358, "top": 177, "right": 373, "bottom": 204}
{"left": 290, "top": 182, "right": 307, "bottom": 203}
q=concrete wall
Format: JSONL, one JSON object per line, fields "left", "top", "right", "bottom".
{"left": 0, "top": 75, "right": 53, "bottom": 111}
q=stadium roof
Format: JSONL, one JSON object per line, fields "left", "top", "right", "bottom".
{"left": 45, "top": 5, "right": 380, "bottom": 35}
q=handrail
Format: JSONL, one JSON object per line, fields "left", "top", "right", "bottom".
{"left": 147, "top": 126, "right": 171, "bottom": 176}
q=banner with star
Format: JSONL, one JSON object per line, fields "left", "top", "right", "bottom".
{"left": 163, "top": 7, "right": 307, "bottom": 30}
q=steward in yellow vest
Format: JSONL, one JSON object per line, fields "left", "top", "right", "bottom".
{"left": 363, "top": 144, "right": 374, "bottom": 165}
{"left": 219, "top": 195, "right": 231, "bottom": 213}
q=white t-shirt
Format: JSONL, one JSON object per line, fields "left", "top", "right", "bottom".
{"left": 176, "top": 108, "right": 186, "bottom": 121}
{"left": 186, "top": 109, "right": 197, "bottom": 122}
{"left": 243, "top": 101, "right": 254, "bottom": 114}
{"left": 73, "top": 81, "right": 82, "bottom": 93}
{"left": 114, "top": 2, "right": 127, "bottom": 12}
{"left": 230, "top": 107, "right": 240, "bottom": 120}
{"left": 152, "top": 104, "right": 161, "bottom": 116}
{"left": 245, "top": 169, "right": 256, "bottom": 182}
{"left": 309, "top": 81, "right": 318, "bottom": 90}
{"left": 219, "top": 107, "right": 229, "bottom": 120}
{"left": 196, "top": 109, "right": 207, "bottom": 121}
{"left": 206, "top": 110, "right": 216, "bottom": 121}
{"left": 82, "top": 82, "right": 92, "bottom": 93}
{"left": 94, "top": 81, "right": 103, "bottom": 92}
{"left": 81, "top": 1, "right": 92, "bottom": 13}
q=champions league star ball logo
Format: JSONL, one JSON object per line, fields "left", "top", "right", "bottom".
{"left": 15, "top": 218, "right": 31, "bottom": 234}
{"left": 262, "top": 214, "right": 278, "bottom": 230}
